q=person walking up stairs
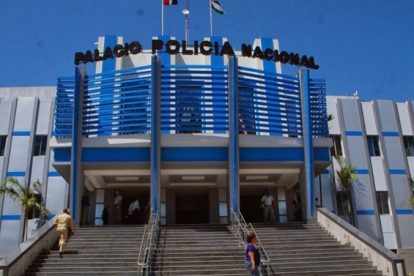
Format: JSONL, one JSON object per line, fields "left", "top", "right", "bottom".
{"left": 54, "top": 208, "right": 75, "bottom": 258}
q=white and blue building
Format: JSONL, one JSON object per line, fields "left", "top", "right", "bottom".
{"left": 0, "top": 35, "right": 412, "bottom": 266}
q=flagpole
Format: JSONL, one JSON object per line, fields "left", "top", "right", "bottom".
{"left": 183, "top": 0, "right": 190, "bottom": 41}
{"left": 161, "top": 0, "right": 164, "bottom": 35}
{"left": 209, "top": 0, "right": 213, "bottom": 36}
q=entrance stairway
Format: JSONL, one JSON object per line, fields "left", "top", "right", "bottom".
{"left": 254, "top": 223, "right": 383, "bottom": 276}
{"left": 24, "top": 225, "right": 145, "bottom": 275}
{"left": 152, "top": 224, "right": 248, "bottom": 275}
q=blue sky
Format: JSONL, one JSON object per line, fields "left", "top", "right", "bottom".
{"left": 0, "top": 0, "right": 413, "bottom": 101}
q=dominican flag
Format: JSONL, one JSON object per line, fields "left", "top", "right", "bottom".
{"left": 211, "top": 0, "right": 225, "bottom": 14}
{"left": 164, "top": 0, "right": 178, "bottom": 5}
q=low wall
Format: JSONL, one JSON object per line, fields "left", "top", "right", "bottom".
{"left": 317, "top": 208, "right": 405, "bottom": 276}
{"left": 397, "top": 248, "right": 414, "bottom": 274}
{"left": 0, "top": 217, "right": 58, "bottom": 276}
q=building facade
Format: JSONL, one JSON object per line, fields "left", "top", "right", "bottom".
{"left": 325, "top": 96, "right": 414, "bottom": 262}
{"left": 0, "top": 35, "right": 331, "bottom": 254}
{"left": 1, "top": 35, "right": 413, "bottom": 264}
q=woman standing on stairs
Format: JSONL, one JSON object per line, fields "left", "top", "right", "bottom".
{"left": 245, "top": 232, "right": 261, "bottom": 276}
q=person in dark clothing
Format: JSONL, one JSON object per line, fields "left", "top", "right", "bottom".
{"left": 102, "top": 206, "right": 108, "bottom": 225}
{"left": 81, "top": 194, "right": 90, "bottom": 225}
{"left": 245, "top": 232, "right": 261, "bottom": 276}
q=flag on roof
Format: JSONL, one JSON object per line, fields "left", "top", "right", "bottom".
{"left": 164, "top": 0, "right": 178, "bottom": 5}
{"left": 211, "top": 0, "right": 225, "bottom": 14}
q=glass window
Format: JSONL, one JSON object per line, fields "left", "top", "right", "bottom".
{"left": 238, "top": 86, "right": 256, "bottom": 135}
{"left": 403, "top": 136, "right": 414, "bottom": 156}
{"left": 376, "top": 191, "right": 390, "bottom": 215}
{"left": 330, "top": 135, "right": 343, "bottom": 157}
{"left": 33, "top": 135, "right": 48, "bottom": 156}
{"left": 0, "top": 135, "right": 6, "bottom": 156}
{"left": 367, "top": 136, "right": 381, "bottom": 156}
{"left": 336, "top": 191, "right": 350, "bottom": 216}
{"left": 176, "top": 84, "right": 202, "bottom": 134}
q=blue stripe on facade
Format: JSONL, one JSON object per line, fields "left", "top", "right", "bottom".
{"left": 210, "top": 36, "right": 225, "bottom": 134}
{"left": 82, "top": 148, "right": 150, "bottom": 162}
{"left": 382, "top": 131, "right": 399, "bottom": 137}
{"left": 54, "top": 147, "right": 331, "bottom": 163}
{"left": 389, "top": 169, "right": 406, "bottom": 174}
{"left": 241, "top": 148, "right": 304, "bottom": 162}
{"left": 54, "top": 148, "right": 71, "bottom": 162}
{"left": 157, "top": 35, "right": 171, "bottom": 66}
{"left": 48, "top": 171, "right": 60, "bottom": 177}
{"left": 396, "top": 209, "right": 414, "bottom": 215}
{"left": 210, "top": 36, "right": 224, "bottom": 68}
{"left": 260, "top": 38, "right": 276, "bottom": 74}
{"left": 100, "top": 36, "right": 118, "bottom": 137}
{"left": 345, "top": 131, "right": 363, "bottom": 136}
{"left": 355, "top": 169, "right": 369, "bottom": 174}
{"left": 314, "top": 148, "right": 330, "bottom": 161}
{"left": 6, "top": 171, "right": 25, "bottom": 177}
{"left": 357, "top": 210, "right": 376, "bottom": 215}
{"left": 162, "top": 147, "right": 228, "bottom": 162}
{"left": 48, "top": 171, "right": 61, "bottom": 177}
{"left": 12, "top": 131, "right": 31, "bottom": 136}
{"left": 1, "top": 215, "right": 21, "bottom": 220}
{"left": 102, "top": 35, "right": 117, "bottom": 72}
{"left": 261, "top": 38, "right": 278, "bottom": 136}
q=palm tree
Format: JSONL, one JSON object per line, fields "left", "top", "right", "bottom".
{"left": 408, "top": 177, "right": 414, "bottom": 210}
{"left": 0, "top": 177, "right": 49, "bottom": 241}
{"left": 335, "top": 157, "right": 358, "bottom": 225}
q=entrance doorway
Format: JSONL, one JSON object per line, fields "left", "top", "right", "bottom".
{"left": 175, "top": 194, "right": 209, "bottom": 224}
{"left": 111, "top": 188, "right": 150, "bottom": 225}
{"left": 240, "top": 194, "right": 263, "bottom": 223}
{"left": 240, "top": 187, "right": 277, "bottom": 223}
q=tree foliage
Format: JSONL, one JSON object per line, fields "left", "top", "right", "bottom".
{"left": 335, "top": 157, "right": 358, "bottom": 192}
{"left": 0, "top": 177, "right": 49, "bottom": 216}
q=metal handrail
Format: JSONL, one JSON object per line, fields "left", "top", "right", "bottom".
{"left": 230, "top": 209, "right": 271, "bottom": 274}
{"left": 137, "top": 211, "right": 160, "bottom": 275}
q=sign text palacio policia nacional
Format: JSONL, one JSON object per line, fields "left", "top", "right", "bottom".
{"left": 74, "top": 39, "right": 319, "bottom": 70}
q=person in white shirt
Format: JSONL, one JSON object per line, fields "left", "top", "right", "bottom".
{"left": 113, "top": 190, "right": 123, "bottom": 224}
{"left": 127, "top": 198, "right": 140, "bottom": 224}
{"left": 261, "top": 189, "right": 275, "bottom": 223}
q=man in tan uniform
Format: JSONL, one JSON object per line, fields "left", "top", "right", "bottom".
{"left": 54, "top": 208, "right": 75, "bottom": 257}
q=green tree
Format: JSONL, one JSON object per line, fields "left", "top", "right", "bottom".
{"left": 336, "top": 157, "right": 358, "bottom": 225}
{"left": 0, "top": 177, "right": 49, "bottom": 241}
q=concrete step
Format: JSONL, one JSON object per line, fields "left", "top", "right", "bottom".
{"left": 25, "top": 272, "right": 140, "bottom": 276}
{"left": 35, "top": 257, "right": 137, "bottom": 264}
{"left": 31, "top": 261, "right": 138, "bottom": 268}
{"left": 154, "top": 251, "right": 243, "bottom": 257}
{"left": 155, "top": 246, "right": 242, "bottom": 253}
{"left": 253, "top": 222, "right": 382, "bottom": 276}
{"left": 38, "top": 253, "right": 139, "bottom": 259}
{"left": 151, "top": 267, "right": 247, "bottom": 275}
{"left": 272, "top": 267, "right": 380, "bottom": 275}
{"left": 271, "top": 258, "right": 371, "bottom": 267}
{"left": 269, "top": 254, "right": 365, "bottom": 263}
{"left": 27, "top": 266, "right": 139, "bottom": 273}
{"left": 154, "top": 256, "right": 244, "bottom": 263}
{"left": 40, "top": 249, "right": 139, "bottom": 254}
